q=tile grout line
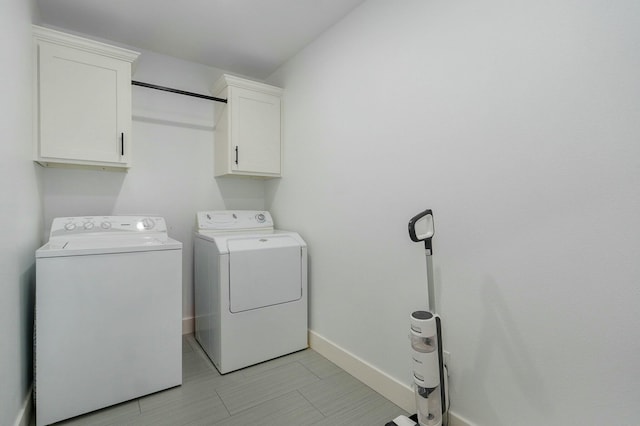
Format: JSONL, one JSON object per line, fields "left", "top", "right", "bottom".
{"left": 296, "top": 359, "right": 323, "bottom": 381}
{"left": 214, "top": 389, "right": 233, "bottom": 421}
{"left": 295, "top": 390, "right": 327, "bottom": 420}
{"left": 291, "top": 359, "right": 332, "bottom": 421}
{"left": 215, "top": 360, "right": 322, "bottom": 419}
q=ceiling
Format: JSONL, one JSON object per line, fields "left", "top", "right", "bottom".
{"left": 36, "top": 0, "right": 367, "bottom": 79}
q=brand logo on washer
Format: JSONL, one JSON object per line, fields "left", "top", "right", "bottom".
{"left": 259, "top": 238, "right": 268, "bottom": 242}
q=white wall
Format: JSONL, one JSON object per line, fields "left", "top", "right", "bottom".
{"left": 266, "top": 0, "right": 640, "bottom": 424}
{"left": 41, "top": 49, "right": 265, "bottom": 321}
{"left": 0, "top": 0, "right": 43, "bottom": 425}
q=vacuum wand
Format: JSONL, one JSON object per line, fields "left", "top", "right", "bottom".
{"left": 425, "top": 254, "right": 436, "bottom": 314}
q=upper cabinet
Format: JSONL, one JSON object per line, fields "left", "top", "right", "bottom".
{"left": 212, "top": 75, "right": 283, "bottom": 178}
{"left": 33, "top": 26, "right": 140, "bottom": 170}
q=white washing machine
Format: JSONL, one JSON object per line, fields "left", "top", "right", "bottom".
{"left": 35, "top": 216, "right": 182, "bottom": 426}
{"left": 194, "top": 210, "right": 308, "bottom": 373}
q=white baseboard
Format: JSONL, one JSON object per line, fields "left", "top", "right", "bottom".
{"left": 309, "top": 330, "right": 415, "bottom": 412}
{"left": 182, "top": 316, "right": 194, "bottom": 335}
{"left": 14, "top": 385, "right": 33, "bottom": 426}
{"left": 449, "top": 412, "right": 475, "bottom": 426}
{"left": 308, "top": 330, "right": 473, "bottom": 426}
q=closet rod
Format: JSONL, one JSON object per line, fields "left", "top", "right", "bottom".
{"left": 132, "top": 81, "right": 227, "bottom": 103}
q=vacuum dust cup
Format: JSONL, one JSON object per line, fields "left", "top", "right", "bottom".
{"left": 410, "top": 311, "right": 439, "bottom": 388}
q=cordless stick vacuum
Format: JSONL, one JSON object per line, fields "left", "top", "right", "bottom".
{"left": 387, "top": 209, "right": 448, "bottom": 426}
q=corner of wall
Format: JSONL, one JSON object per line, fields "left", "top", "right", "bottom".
{"left": 13, "top": 386, "right": 33, "bottom": 426}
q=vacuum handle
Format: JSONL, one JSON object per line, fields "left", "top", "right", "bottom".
{"left": 408, "top": 209, "right": 434, "bottom": 254}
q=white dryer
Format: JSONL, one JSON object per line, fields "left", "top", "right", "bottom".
{"left": 35, "top": 216, "right": 182, "bottom": 426}
{"left": 194, "top": 210, "right": 308, "bottom": 373}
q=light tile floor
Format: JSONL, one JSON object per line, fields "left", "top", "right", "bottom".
{"left": 41, "top": 335, "right": 406, "bottom": 426}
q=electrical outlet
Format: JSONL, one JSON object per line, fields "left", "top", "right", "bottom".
{"left": 443, "top": 350, "right": 451, "bottom": 371}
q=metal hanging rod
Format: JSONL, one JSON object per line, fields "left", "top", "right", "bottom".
{"left": 132, "top": 81, "right": 227, "bottom": 103}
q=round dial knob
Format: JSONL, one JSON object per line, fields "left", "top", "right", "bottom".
{"left": 141, "top": 218, "right": 155, "bottom": 230}
{"left": 256, "top": 213, "right": 266, "bottom": 223}
{"left": 64, "top": 223, "right": 76, "bottom": 231}
{"left": 100, "top": 221, "right": 111, "bottom": 230}
{"left": 83, "top": 221, "right": 94, "bottom": 230}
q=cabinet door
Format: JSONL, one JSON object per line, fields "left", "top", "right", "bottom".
{"left": 38, "top": 42, "right": 131, "bottom": 164}
{"left": 230, "top": 87, "right": 281, "bottom": 175}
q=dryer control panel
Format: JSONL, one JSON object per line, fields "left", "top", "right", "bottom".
{"left": 197, "top": 210, "right": 273, "bottom": 231}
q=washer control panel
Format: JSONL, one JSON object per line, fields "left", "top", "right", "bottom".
{"left": 50, "top": 216, "right": 167, "bottom": 239}
{"left": 197, "top": 210, "right": 273, "bottom": 231}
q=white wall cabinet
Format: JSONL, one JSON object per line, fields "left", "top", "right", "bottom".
{"left": 212, "top": 75, "right": 283, "bottom": 178}
{"left": 33, "top": 26, "right": 140, "bottom": 170}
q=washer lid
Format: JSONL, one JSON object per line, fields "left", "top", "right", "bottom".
{"left": 36, "top": 236, "right": 182, "bottom": 258}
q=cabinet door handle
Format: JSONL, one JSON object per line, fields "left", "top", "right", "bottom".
{"left": 121, "top": 133, "right": 125, "bottom": 156}
{"left": 235, "top": 146, "right": 239, "bottom": 165}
